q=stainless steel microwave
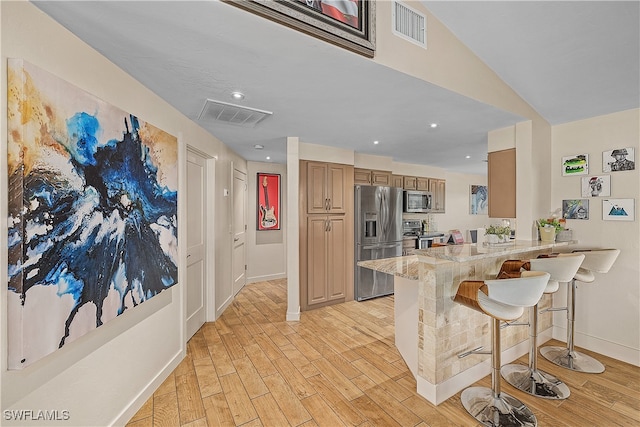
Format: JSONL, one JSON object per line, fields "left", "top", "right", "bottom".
{"left": 403, "top": 190, "right": 432, "bottom": 213}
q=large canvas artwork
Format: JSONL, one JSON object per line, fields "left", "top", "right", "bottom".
{"left": 7, "top": 59, "right": 178, "bottom": 369}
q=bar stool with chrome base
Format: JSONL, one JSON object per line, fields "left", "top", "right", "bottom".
{"left": 500, "top": 254, "right": 584, "bottom": 400}
{"left": 454, "top": 270, "right": 550, "bottom": 427}
{"left": 540, "top": 249, "right": 620, "bottom": 373}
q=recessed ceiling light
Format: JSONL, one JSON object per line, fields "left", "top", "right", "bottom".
{"left": 254, "top": 144, "right": 264, "bottom": 150}
{"left": 465, "top": 155, "right": 471, "bottom": 159}
{"left": 231, "top": 91, "right": 245, "bottom": 100}
{"left": 266, "top": 156, "right": 271, "bottom": 160}
{"left": 430, "top": 123, "right": 438, "bottom": 128}
{"left": 373, "top": 140, "right": 379, "bottom": 145}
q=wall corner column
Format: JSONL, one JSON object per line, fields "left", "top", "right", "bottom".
{"left": 286, "top": 137, "right": 301, "bottom": 321}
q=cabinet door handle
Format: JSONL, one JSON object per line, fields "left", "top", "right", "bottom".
{"left": 328, "top": 198, "right": 332, "bottom": 210}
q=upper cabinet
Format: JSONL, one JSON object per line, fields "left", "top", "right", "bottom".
{"left": 403, "top": 176, "right": 417, "bottom": 190}
{"left": 354, "top": 168, "right": 391, "bottom": 186}
{"left": 429, "top": 178, "right": 446, "bottom": 213}
{"left": 307, "top": 161, "right": 348, "bottom": 214}
{"left": 403, "top": 176, "right": 429, "bottom": 191}
{"left": 488, "top": 148, "right": 516, "bottom": 218}
{"left": 391, "top": 175, "right": 404, "bottom": 188}
{"left": 416, "top": 177, "right": 429, "bottom": 191}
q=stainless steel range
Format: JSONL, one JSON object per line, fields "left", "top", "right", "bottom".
{"left": 403, "top": 220, "right": 445, "bottom": 252}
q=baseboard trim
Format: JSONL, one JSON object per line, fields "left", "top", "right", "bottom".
{"left": 111, "top": 348, "right": 184, "bottom": 426}
{"left": 552, "top": 326, "right": 640, "bottom": 367}
{"left": 247, "top": 273, "right": 286, "bottom": 284}
{"left": 286, "top": 307, "right": 301, "bottom": 322}
{"left": 416, "top": 328, "right": 552, "bottom": 405}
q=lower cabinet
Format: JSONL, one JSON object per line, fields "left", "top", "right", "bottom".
{"left": 306, "top": 216, "right": 347, "bottom": 306}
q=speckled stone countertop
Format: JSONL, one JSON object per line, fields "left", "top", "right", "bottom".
{"left": 357, "top": 255, "right": 419, "bottom": 280}
{"left": 414, "top": 240, "right": 575, "bottom": 263}
{"left": 356, "top": 240, "right": 576, "bottom": 279}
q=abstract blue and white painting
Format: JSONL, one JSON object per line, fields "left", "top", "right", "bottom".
{"left": 7, "top": 59, "right": 178, "bottom": 369}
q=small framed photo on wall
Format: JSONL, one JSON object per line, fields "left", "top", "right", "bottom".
{"left": 562, "top": 154, "right": 589, "bottom": 176}
{"left": 562, "top": 199, "right": 589, "bottom": 220}
{"left": 470, "top": 185, "right": 488, "bottom": 215}
{"left": 603, "top": 147, "right": 635, "bottom": 172}
{"left": 580, "top": 175, "right": 611, "bottom": 197}
{"left": 257, "top": 173, "right": 281, "bottom": 230}
{"left": 602, "top": 199, "right": 635, "bottom": 221}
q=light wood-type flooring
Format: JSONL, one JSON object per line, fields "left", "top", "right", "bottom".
{"left": 127, "top": 279, "right": 639, "bottom": 427}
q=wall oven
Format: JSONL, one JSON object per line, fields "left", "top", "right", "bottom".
{"left": 403, "top": 190, "right": 432, "bottom": 213}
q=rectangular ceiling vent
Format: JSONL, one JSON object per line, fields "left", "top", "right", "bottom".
{"left": 198, "top": 99, "right": 273, "bottom": 128}
{"left": 392, "top": 1, "right": 426, "bottom": 48}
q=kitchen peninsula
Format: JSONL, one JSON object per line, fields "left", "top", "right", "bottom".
{"left": 357, "top": 240, "right": 575, "bottom": 405}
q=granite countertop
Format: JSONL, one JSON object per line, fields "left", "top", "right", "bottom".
{"left": 357, "top": 240, "right": 578, "bottom": 279}
{"left": 357, "top": 255, "right": 419, "bottom": 280}
{"left": 414, "top": 240, "right": 576, "bottom": 263}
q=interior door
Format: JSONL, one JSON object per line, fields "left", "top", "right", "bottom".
{"left": 186, "top": 149, "right": 206, "bottom": 339}
{"left": 232, "top": 169, "right": 247, "bottom": 296}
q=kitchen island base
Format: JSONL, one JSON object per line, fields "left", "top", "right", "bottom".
{"left": 359, "top": 240, "right": 574, "bottom": 405}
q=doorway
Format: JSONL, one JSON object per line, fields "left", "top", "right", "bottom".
{"left": 185, "top": 148, "right": 213, "bottom": 339}
{"left": 232, "top": 168, "right": 247, "bottom": 296}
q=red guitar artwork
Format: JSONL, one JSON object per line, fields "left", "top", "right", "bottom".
{"left": 259, "top": 176, "right": 277, "bottom": 229}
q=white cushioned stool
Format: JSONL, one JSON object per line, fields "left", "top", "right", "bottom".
{"left": 540, "top": 249, "right": 620, "bottom": 373}
{"left": 501, "top": 254, "right": 584, "bottom": 400}
{"left": 454, "top": 270, "right": 550, "bottom": 427}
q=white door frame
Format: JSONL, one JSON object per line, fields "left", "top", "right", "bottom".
{"left": 185, "top": 145, "right": 217, "bottom": 323}
{"left": 231, "top": 167, "right": 247, "bottom": 296}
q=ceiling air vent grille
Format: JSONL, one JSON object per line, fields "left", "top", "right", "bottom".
{"left": 198, "top": 99, "right": 273, "bottom": 128}
{"left": 392, "top": 1, "right": 426, "bottom": 48}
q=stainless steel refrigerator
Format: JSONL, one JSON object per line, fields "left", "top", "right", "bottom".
{"left": 355, "top": 185, "right": 403, "bottom": 301}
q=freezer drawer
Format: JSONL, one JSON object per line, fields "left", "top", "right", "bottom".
{"left": 355, "top": 242, "right": 402, "bottom": 301}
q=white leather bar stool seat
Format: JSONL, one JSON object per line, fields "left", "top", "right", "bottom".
{"left": 501, "top": 254, "right": 584, "bottom": 400}
{"left": 454, "top": 270, "right": 550, "bottom": 427}
{"left": 540, "top": 249, "right": 620, "bottom": 373}
{"left": 476, "top": 292, "right": 525, "bottom": 320}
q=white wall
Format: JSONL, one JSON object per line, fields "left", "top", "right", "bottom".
{"left": 550, "top": 109, "right": 639, "bottom": 365}
{"left": 1, "top": 2, "right": 245, "bottom": 424}
{"left": 246, "top": 161, "right": 287, "bottom": 283}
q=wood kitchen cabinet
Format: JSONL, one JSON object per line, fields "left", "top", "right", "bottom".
{"left": 354, "top": 168, "right": 391, "bottom": 186}
{"left": 429, "top": 178, "right": 446, "bottom": 213}
{"left": 488, "top": 148, "right": 516, "bottom": 218}
{"left": 307, "top": 161, "right": 347, "bottom": 214}
{"left": 403, "top": 176, "right": 417, "bottom": 190}
{"left": 416, "top": 177, "right": 430, "bottom": 191}
{"left": 305, "top": 216, "right": 348, "bottom": 305}
{"left": 391, "top": 175, "right": 404, "bottom": 188}
{"left": 404, "top": 175, "right": 430, "bottom": 191}
{"left": 300, "top": 160, "right": 354, "bottom": 311}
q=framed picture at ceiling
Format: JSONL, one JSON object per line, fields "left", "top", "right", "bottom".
{"left": 562, "top": 199, "right": 589, "bottom": 220}
{"left": 7, "top": 59, "right": 178, "bottom": 369}
{"left": 580, "top": 175, "right": 611, "bottom": 197}
{"left": 603, "top": 199, "right": 635, "bottom": 221}
{"left": 562, "top": 154, "right": 589, "bottom": 176}
{"left": 603, "top": 147, "right": 635, "bottom": 172}
{"left": 222, "top": 0, "right": 376, "bottom": 57}
{"left": 257, "top": 173, "right": 281, "bottom": 230}
{"left": 469, "top": 185, "right": 488, "bottom": 215}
